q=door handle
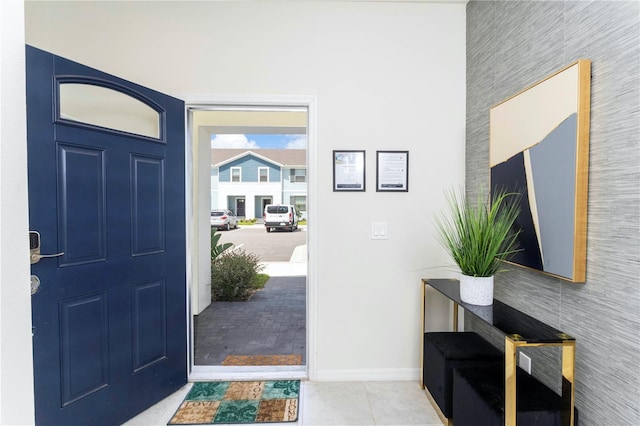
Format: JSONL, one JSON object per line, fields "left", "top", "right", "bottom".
{"left": 29, "top": 231, "right": 64, "bottom": 264}
{"left": 30, "top": 252, "right": 64, "bottom": 264}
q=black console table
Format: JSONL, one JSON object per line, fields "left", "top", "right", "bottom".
{"left": 420, "top": 278, "right": 576, "bottom": 426}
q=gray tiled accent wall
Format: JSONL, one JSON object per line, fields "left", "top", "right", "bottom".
{"left": 466, "top": 1, "right": 640, "bottom": 425}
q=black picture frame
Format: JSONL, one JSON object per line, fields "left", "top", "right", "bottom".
{"left": 376, "top": 151, "right": 409, "bottom": 192}
{"left": 333, "top": 150, "right": 366, "bottom": 192}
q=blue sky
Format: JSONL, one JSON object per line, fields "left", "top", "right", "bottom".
{"left": 211, "top": 134, "right": 307, "bottom": 149}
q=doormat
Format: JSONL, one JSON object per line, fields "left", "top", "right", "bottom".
{"left": 168, "top": 380, "right": 300, "bottom": 425}
{"left": 221, "top": 355, "right": 302, "bottom": 366}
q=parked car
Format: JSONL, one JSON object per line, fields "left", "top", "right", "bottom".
{"left": 264, "top": 204, "right": 298, "bottom": 232}
{"left": 210, "top": 209, "right": 238, "bottom": 231}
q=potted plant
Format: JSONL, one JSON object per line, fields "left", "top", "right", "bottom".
{"left": 435, "top": 187, "right": 521, "bottom": 305}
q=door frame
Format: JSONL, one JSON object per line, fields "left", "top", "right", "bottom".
{"left": 182, "top": 94, "right": 318, "bottom": 382}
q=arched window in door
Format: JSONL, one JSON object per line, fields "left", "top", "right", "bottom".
{"left": 57, "top": 80, "right": 163, "bottom": 140}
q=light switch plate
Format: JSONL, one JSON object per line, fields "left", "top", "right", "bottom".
{"left": 371, "top": 222, "right": 387, "bottom": 240}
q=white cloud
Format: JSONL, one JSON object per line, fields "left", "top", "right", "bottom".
{"left": 211, "top": 134, "right": 259, "bottom": 149}
{"left": 285, "top": 135, "right": 307, "bottom": 149}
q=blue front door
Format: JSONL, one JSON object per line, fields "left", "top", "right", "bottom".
{"left": 26, "top": 46, "right": 187, "bottom": 425}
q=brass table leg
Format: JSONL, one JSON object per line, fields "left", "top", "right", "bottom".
{"left": 561, "top": 342, "right": 576, "bottom": 426}
{"left": 452, "top": 302, "right": 458, "bottom": 332}
{"left": 504, "top": 338, "right": 575, "bottom": 426}
{"left": 505, "top": 337, "right": 518, "bottom": 426}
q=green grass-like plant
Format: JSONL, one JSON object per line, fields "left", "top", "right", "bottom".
{"left": 436, "top": 187, "right": 522, "bottom": 277}
{"left": 251, "top": 273, "right": 270, "bottom": 289}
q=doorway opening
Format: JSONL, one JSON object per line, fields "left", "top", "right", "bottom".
{"left": 185, "top": 100, "right": 314, "bottom": 381}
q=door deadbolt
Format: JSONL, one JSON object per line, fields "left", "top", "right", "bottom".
{"left": 29, "top": 231, "right": 64, "bottom": 264}
{"left": 31, "top": 275, "right": 41, "bottom": 295}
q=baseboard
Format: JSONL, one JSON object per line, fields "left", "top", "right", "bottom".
{"left": 315, "top": 368, "right": 420, "bottom": 382}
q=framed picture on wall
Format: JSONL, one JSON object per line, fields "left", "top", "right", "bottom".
{"left": 489, "top": 59, "right": 591, "bottom": 282}
{"left": 376, "top": 151, "right": 409, "bottom": 192}
{"left": 333, "top": 150, "right": 366, "bottom": 191}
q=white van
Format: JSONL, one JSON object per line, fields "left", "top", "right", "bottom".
{"left": 263, "top": 204, "right": 298, "bottom": 232}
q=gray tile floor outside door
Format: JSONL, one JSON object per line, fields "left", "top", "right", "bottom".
{"left": 195, "top": 275, "right": 306, "bottom": 365}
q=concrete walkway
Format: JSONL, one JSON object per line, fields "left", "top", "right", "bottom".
{"left": 260, "top": 243, "right": 307, "bottom": 276}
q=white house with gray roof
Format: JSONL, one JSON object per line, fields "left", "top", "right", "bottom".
{"left": 211, "top": 149, "right": 307, "bottom": 220}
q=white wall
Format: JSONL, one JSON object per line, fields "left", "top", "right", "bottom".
{"left": 0, "top": 1, "right": 35, "bottom": 424}
{"left": 24, "top": 0, "right": 465, "bottom": 386}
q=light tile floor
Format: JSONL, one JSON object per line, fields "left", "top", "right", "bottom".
{"left": 123, "top": 380, "right": 444, "bottom": 426}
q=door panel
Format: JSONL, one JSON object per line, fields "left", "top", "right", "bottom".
{"left": 131, "top": 155, "right": 165, "bottom": 255}
{"left": 59, "top": 293, "right": 109, "bottom": 406}
{"left": 57, "top": 144, "right": 107, "bottom": 265}
{"left": 132, "top": 279, "right": 167, "bottom": 371}
{"left": 27, "top": 45, "right": 187, "bottom": 426}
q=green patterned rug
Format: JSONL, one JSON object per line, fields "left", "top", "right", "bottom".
{"left": 168, "top": 381, "right": 300, "bottom": 424}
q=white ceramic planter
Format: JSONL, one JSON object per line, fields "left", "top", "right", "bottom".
{"left": 459, "top": 274, "right": 494, "bottom": 306}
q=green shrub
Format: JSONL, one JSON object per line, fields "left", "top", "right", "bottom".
{"left": 238, "top": 218, "right": 257, "bottom": 225}
{"left": 211, "top": 249, "right": 265, "bottom": 301}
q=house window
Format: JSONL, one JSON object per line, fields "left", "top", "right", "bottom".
{"left": 291, "top": 196, "right": 306, "bottom": 212}
{"left": 259, "top": 167, "right": 269, "bottom": 182}
{"left": 231, "top": 167, "right": 241, "bottom": 182}
{"left": 290, "top": 168, "right": 306, "bottom": 183}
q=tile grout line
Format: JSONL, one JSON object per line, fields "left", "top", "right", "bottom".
{"left": 362, "top": 382, "right": 379, "bottom": 426}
